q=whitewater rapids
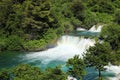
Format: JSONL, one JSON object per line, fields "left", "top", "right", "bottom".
{"left": 23, "top": 25, "right": 102, "bottom": 64}
{"left": 21, "top": 25, "right": 120, "bottom": 80}
{"left": 24, "top": 35, "right": 95, "bottom": 64}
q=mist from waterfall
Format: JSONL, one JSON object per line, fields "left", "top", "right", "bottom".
{"left": 23, "top": 35, "right": 95, "bottom": 64}
{"left": 21, "top": 25, "right": 120, "bottom": 80}
{"left": 23, "top": 25, "right": 104, "bottom": 64}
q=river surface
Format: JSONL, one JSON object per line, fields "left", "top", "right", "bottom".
{"left": 0, "top": 26, "right": 116, "bottom": 80}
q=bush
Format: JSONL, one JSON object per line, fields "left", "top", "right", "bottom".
{"left": 23, "top": 39, "right": 46, "bottom": 51}
{"left": 5, "top": 36, "right": 23, "bottom": 51}
{"left": 0, "top": 38, "right": 7, "bottom": 51}
{"left": 96, "top": 12, "right": 113, "bottom": 23}
{"left": 89, "top": 0, "right": 115, "bottom": 14}
{"left": 0, "top": 64, "right": 67, "bottom": 80}
{"left": 43, "top": 29, "right": 57, "bottom": 44}
{"left": 83, "top": 10, "right": 99, "bottom": 29}
{"left": 114, "top": 9, "right": 120, "bottom": 24}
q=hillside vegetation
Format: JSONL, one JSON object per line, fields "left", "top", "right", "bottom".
{"left": 0, "top": 0, "right": 119, "bottom": 51}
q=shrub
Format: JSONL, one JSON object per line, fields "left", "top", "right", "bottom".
{"left": 23, "top": 39, "right": 46, "bottom": 51}
{"left": 5, "top": 36, "right": 23, "bottom": 51}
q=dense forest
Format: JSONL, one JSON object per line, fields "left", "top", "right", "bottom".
{"left": 0, "top": 0, "right": 119, "bottom": 51}
{"left": 0, "top": 0, "right": 120, "bottom": 80}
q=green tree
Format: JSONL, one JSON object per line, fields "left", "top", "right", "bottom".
{"left": 43, "top": 28, "right": 57, "bottom": 43}
{"left": 42, "top": 66, "right": 67, "bottom": 80}
{"left": 66, "top": 55, "right": 86, "bottom": 80}
{"left": 5, "top": 35, "right": 24, "bottom": 51}
{"left": 83, "top": 10, "right": 98, "bottom": 29}
{"left": 113, "top": 0, "right": 120, "bottom": 8}
{"left": 87, "top": 0, "right": 115, "bottom": 14}
{"left": 71, "top": 0, "right": 85, "bottom": 21}
{"left": 0, "top": 64, "right": 68, "bottom": 80}
{"left": 12, "top": 64, "right": 42, "bottom": 80}
{"left": 84, "top": 42, "right": 112, "bottom": 80}
{"left": 100, "top": 24, "right": 120, "bottom": 51}
{"left": 0, "top": 69, "right": 10, "bottom": 80}
{"left": 0, "top": 0, "right": 13, "bottom": 27}
{"left": 114, "top": 9, "right": 120, "bottom": 24}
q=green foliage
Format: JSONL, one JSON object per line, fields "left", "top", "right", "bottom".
{"left": 0, "top": 0, "right": 59, "bottom": 51}
{"left": 67, "top": 55, "right": 86, "bottom": 80}
{"left": 83, "top": 10, "right": 98, "bottom": 29}
{"left": 87, "top": 0, "right": 115, "bottom": 14}
{"left": 113, "top": 0, "right": 120, "bottom": 8}
{"left": 71, "top": 0, "right": 85, "bottom": 21}
{"left": 96, "top": 12, "right": 113, "bottom": 23}
{"left": 0, "top": 69, "right": 10, "bottom": 80}
{"left": 0, "top": 0, "right": 120, "bottom": 52}
{"left": 42, "top": 67, "right": 67, "bottom": 80}
{"left": 114, "top": 9, "right": 120, "bottom": 24}
{"left": 100, "top": 24, "right": 120, "bottom": 51}
{"left": 12, "top": 64, "right": 42, "bottom": 80}
{"left": 70, "top": 17, "right": 82, "bottom": 30}
{"left": 0, "top": 38, "right": 7, "bottom": 51}
{"left": 43, "top": 29, "right": 57, "bottom": 43}
{"left": 23, "top": 39, "right": 46, "bottom": 51}
{"left": 100, "top": 24, "right": 120, "bottom": 65}
{"left": 84, "top": 42, "right": 112, "bottom": 79}
{"left": 5, "top": 35, "right": 24, "bottom": 51}
{"left": 0, "top": 0, "right": 13, "bottom": 27}
{"left": 0, "top": 64, "right": 67, "bottom": 80}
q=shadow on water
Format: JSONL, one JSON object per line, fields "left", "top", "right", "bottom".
{"left": 0, "top": 51, "right": 26, "bottom": 69}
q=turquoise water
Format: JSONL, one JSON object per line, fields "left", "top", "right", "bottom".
{"left": 0, "top": 51, "right": 64, "bottom": 70}
{"left": 0, "top": 31, "right": 115, "bottom": 80}
{"left": 0, "top": 51, "right": 115, "bottom": 80}
{"left": 69, "top": 31, "right": 99, "bottom": 37}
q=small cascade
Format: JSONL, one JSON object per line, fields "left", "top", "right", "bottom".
{"left": 76, "top": 27, "right": 86, "bottom": 31}
{"left": 89, "top": 25, "right": 103, "bottom": 32}
{"left": 57, "top": 35, "right": 95, "bottom": 58}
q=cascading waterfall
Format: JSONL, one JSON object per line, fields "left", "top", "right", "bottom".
{"left": 0, "top": 25, "right": 119, "bottom": 80}
{"left": 23, "top": 35, "right": 95, "bottom": 64}
{"left": 89, "top": 25, "right": 103, "bottom": 32}
{"left": 20, "top": 25, "right": 120, "bottom": 80}
{"left": 22, "top": 35, "right": 95, "bottom": 80}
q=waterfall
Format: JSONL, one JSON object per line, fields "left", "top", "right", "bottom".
{"left": 76, "top": 28, "right": 86, "bottom": 31}
{"left": 19, "top": 25, "right": 120, "bottom": 79}
{"left": 23, "top": 35, "right": 95, "bottom": 64}
{"left": 76, "top": 25, "right": 103, "bottom": 32}
{"left": 89, "top": 25, "right": 103, "bottom": 32}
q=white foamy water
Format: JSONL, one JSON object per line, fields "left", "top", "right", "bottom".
{"left": 105, "top": 65, "right": 120, "bottom": 80}
{"left": 23, "top": 35, "right": 95, "bottom": 64}
{"left": 89, "top": 25, "right": 103, "bottom": 32}
{"left": 20, "top": 25, "right": 120, "bottom": 80}
{"left": 77, "top": 27, "right": 86, "bottom": 31}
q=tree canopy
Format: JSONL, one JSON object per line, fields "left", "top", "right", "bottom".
{"left": 84, "top": 42, "right": 112, "bottom": 80}
{"left": 67, "top": 55, "right": 86, "bottom": 80}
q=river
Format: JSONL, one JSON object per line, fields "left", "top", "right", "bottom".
{"left": 0, "top": 25, "right": 119, "bottom": 80}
